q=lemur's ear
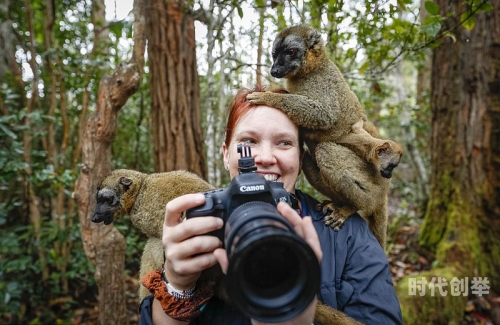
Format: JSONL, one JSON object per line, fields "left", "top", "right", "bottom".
{"left": 306, "top": 28, "right": 323, "bottom": 51}
{"left": 376, "top": 142, "right": 391, "bottom": 157}
{"left": 119, "top": 176, "right": 133, "bottom": 192}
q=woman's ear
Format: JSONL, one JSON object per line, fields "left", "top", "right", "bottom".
{"left": 222, "top": 142, "right": 229, "bottom": 170}
{"left": 298, "top": 142, "right": 306, "bottom": 176}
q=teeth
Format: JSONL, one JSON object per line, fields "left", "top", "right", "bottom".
{"left": 263, "top": 174, "right": 278, "bottom": 182}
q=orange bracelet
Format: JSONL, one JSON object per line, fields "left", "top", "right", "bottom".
{"left": 141, "top": 269, "right": 214, "bottom": 322}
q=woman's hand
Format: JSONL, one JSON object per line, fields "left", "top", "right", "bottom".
{"left": 162, "top": 193, "right": 224, "bottom": 290}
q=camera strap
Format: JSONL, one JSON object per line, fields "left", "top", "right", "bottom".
{"left": 289, "top": 192, "right": 303, "bottom": 216}
{"left": 289, "top": 193, "right": 299, "bottom": 210}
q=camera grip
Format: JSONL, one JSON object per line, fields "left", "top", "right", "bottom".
{"left": 185, "top": 199, "right": 215, "bottom": 218}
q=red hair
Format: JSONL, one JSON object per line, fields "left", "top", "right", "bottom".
{"left": 224, "top": 85, "right": 288, "bottom": 146}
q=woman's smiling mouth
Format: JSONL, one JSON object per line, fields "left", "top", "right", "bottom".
{"left": 261, "top": 173, "right": 279, "bottom": 182}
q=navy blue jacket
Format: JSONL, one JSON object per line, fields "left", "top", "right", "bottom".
{"left": 138, "top": 190, "right": 402, "bottom": 325}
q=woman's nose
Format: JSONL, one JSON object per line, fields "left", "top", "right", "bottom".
{"left": 254, "top": 147, "right": 276, "bottom": 166}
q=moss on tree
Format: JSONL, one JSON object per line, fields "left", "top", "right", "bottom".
{"left": 396, "top": 267, "right": 468, "bottom": 325}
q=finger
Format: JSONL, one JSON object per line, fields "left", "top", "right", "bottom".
{"left": 169, "top": 252, "right": 220, "bottom": 276}
{"left": 167, "top": 235, "right": 222, "bottom": 261}
{"left": 164, "top": 193, "right": 206, "bottom": 227}
{"left": 165, "top": 216, "right": 223, "bottom": 243}
{"left": 277, "top": 202, "right": 304, "bottom": 237}
{"left": 277, "top": 202, "right": 302, "bottom": 225}
{"left": 213, "top": 248, "right": 229, "bottom": 274}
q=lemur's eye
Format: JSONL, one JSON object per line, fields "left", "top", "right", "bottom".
{"left": 288, "top": 48, "right": 297, "bottom": 56}
{"left": 271, "top": 51, "right": 276, "bottom": 59}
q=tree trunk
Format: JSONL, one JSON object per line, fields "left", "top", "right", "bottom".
{"left": 73, "top": 0, "right": 146, "bottom": 323}
{"left": 256, "top": 1, "right": 265, "bottom": 87}
{"left": 23, "top": 0, "right": 48, "bottom": 281}
{"left": 146, "top": 0, "right": 207, "bottom": 177}
{"left": 399, "top": 3, "right": 430, "bottom": 207}
{"left": 396, "top": 1, "right": 500, "bottom": 323}
{"left": 43, "top": 0, "right": 73, "bottom": 293}
{"left": 200, "top": 0, "right": 219, "bottom": 186}
{"left": 73, "top": 0, "right": 110, "bottom": 169}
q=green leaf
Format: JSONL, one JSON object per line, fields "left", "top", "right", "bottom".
{"left": 424, "top": 1, "right": 439, "bottom": 15}
{"left": 359, "top": 61, "right": 370, "bottom": 74}
{"left": 462, "top": 12, "right": 476, "bottom": 30}
{"left": 397, "top": 0, "right": 407, "bottom": 10}
{"left": 476, "top": 3, "right": 494, "bottom": 12}
{"left": 422, "top": 16, "right": 443, "bottom": 37}
{"left": 255, "top": 0, "right": 265, "bottom": 7}
{"left": 0, "top": 124, "right": 17, "bottom": 139}
{"left": 237, "top": 6, "right": 243, "bottom": 18}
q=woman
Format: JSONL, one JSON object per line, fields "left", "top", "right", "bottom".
{"left": 139, "top": 86, "right": 403, "bottom": 325}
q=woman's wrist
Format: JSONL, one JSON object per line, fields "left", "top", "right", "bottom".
{"left": 142, "top": 268, "right": 214, "bottom": 322}
{"left": 162, "top": 260, "right": 199, "bottom": 292}
{"left": 162, "top": 263, "right": 197, "bottom": 298}
{"left": 165, "top": 282, "right": 196, "bottom": 299}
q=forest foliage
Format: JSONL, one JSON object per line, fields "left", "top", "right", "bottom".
{"left": 0, "top": 0, "right": 494, "bottom": 323}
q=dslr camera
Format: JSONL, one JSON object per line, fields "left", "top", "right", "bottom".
{"left": 186, "top": 144, "right": 320, "bottom": 323}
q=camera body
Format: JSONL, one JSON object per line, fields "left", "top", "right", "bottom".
{"left": 186, "top": 144, "right": 320, "bottom": 323}
{"left": 185, "top": 170, "right": 291, "bottom": 244}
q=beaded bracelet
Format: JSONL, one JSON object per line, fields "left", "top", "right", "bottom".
{"left": 166, "top": 282, "right": 196, "bottom": 299}
{"left": 141, "top": 268, "right": 214, "bottom": 322}
{"left": 161, "top": 264, "right": 196, "bottom": 299}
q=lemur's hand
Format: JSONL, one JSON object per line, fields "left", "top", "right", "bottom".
{"left": 246, "top": 91, "right": 276, "bottom": 105}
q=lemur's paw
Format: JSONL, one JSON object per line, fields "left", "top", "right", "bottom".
{"left": 324, "top": 213, "right": 348, "bottom": 231}
{"left": 317, "top": 201, "right": 354, "bottom": 231}
{"left": 246, "top": 92, "right": 267, "bottom": 105}
{"left": 317, "top": 200, "right": 336, "bottom": 215}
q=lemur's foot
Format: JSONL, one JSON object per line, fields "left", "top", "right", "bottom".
{"left": 316, "top": 201, "right": 355, "bottom": 231}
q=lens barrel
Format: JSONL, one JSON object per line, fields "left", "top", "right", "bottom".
{"left": 225, "top": 202, "right": 321, "bottom": 323}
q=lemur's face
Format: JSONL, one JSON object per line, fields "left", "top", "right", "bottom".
{"left": 92, "top": 175, "right": 132, "bottom": 225}
{"left": 377, "top": 142, "right": 403, "bottom": 179}
{"left": 222, "top": 106, "right": 301, "bottom": 193}
{"left": 270, "top": 34, "right": 307, "bottom": 79}
{"left": 92, "top": 186, "right": 120, "bottom": 225}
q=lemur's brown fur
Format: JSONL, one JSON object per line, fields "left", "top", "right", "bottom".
{"left": 247, "top": 24, "right": 403, "bottom": 249}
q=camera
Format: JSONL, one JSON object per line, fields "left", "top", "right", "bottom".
{"left": 186, "top": 144, "right": 320, "bottom": 323}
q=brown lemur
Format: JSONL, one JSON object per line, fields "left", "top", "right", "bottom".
{"left": 91, "top": 169, "right": 218, "bottom": 301}
{"left": 246, "top": 24, "right": 403, "bottom": 249}
{"left": 92, "top": 169, "right": 359, "bottom": 324}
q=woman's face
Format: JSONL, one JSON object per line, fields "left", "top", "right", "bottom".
{"left": 222, "top": 105, "right": 301, "bottom": 193}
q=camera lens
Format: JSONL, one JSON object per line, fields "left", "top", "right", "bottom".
{"left": 242, "top": 239, "right": 297, "bottom": 296}
{"left": 225, "top": 201, "right": 321, "bottom": 323}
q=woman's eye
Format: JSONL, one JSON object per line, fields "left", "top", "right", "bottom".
{"left": 241, "top": 139, "right": 256, "bottom": 144}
